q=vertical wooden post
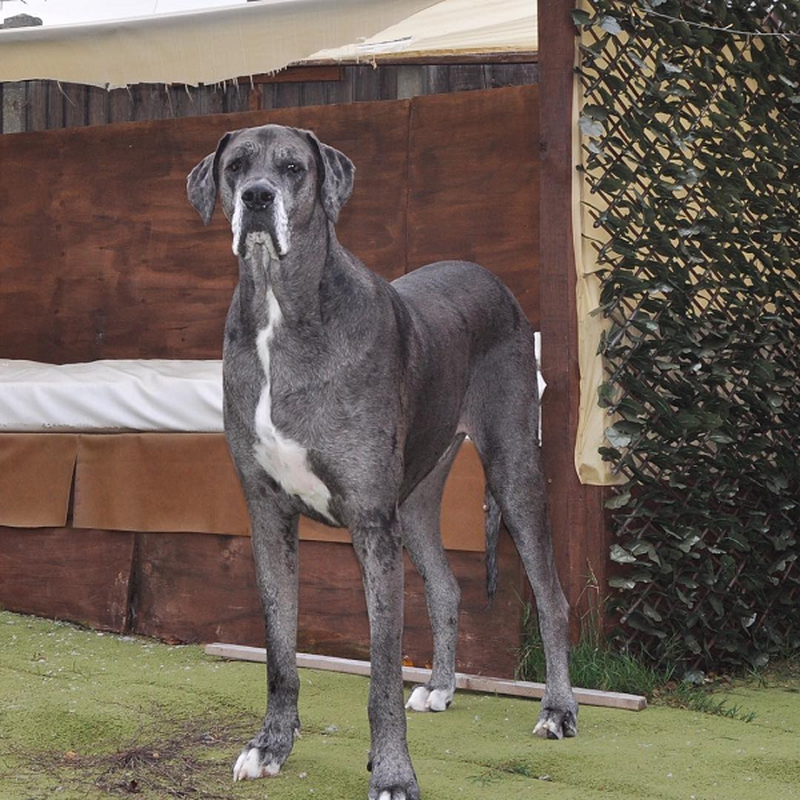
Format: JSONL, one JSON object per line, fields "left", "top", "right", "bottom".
{"left": 537, "top": 0, "right": 608, "bottom": 637}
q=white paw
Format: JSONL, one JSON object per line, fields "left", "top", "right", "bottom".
{"left": 378, "top": 793, "right": 406, "bottom": 800}
{"left": 405, "top": 685, "right": 453, "bottom": 713}
{"left": 533, "top": 718, "right": 563, "bottom": 740}
{"left": 427, "top": 688, "right": 452, "bottom": 712}
{"left": 405, "top": 686, "right": 430, "bottom": 712}
{"left": 232, "top": 748, "right": 281, "bottom": 781}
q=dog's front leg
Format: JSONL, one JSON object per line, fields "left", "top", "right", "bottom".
{"left": 351, "top": 510, "right": 420, "bottom": 800}
{"left": 233, "top": 474, "right": 301, "bottom": 782}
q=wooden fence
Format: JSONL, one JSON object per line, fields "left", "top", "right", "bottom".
{"left": 0, "top": 61, "right": 537, "bottom": 134}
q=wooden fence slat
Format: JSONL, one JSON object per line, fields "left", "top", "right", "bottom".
{"left": 301, "top": 81, "right": 326, "bottom": 107}
{"left": 223, "top": 81, "right": 250, "bottom": 114}
{"left": 25, "top": 81, "right": 48, "bottom": 131}
{"left": 108, "top": 88, "right": 133, "bottom": 123}
{"left": 378, "top": 65, "right": 399, "bottom": 100}
{"left": 424, "top": 65, "right": 451, "bottom": 95}
{"left": 1, "top": 82, "right": 26, "bottom": 134}
{"left": 46, "top": 82, "right": 65, "bottom": 129}
{"left": 447, "top": 64, "right": 489, "bottom": 93}
{"left": 274, "top": 82, "right": 302, "bottom": 108}
{"left": 87, "top": 85, "right": 109, "bottom": 126}
{"left": 353, "top": 65, "right": 381, "bottom": 102}
{"left": 63, "top": 83, "right": 87, "bottom": 128}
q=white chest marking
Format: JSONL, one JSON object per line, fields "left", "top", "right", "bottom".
{"left": 253, "top": 290, "right": 335, "bottom": 522}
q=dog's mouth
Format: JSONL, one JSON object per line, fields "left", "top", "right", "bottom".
{"left": 231, "top": 197, "right": 291, "bottom": 261}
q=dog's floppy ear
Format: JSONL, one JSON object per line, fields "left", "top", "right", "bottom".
{"left": 186, "top": 132, "right": 232, "bottom": 225}
{"left": 304, "top": 131, "right": 355, "bottom": 223}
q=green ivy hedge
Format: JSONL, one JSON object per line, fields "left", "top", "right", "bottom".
{"left": 575, "top": 0, "right": 799, "bottom": 671}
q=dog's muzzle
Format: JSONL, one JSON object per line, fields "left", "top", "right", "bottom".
{"left": 232, "top": 183, "right": 290, "bottom": 260}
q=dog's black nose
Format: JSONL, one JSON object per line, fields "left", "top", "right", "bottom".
{"left": 242, "top": 185, "right": 274, "bottom": 211}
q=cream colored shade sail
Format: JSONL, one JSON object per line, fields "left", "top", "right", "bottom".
{"left": 0, "top": 0, "right": 536, "bottom": 88}
{"left": 0, "top": 0, "right": 441, "bottom": 88}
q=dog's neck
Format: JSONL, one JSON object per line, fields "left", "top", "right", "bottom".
{"left": 235, "top": 209, "right": 336, "bottom": 332}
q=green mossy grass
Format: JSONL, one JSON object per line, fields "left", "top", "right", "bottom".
{"left": 2, "top": 612, "right": 798, "bottom": 799}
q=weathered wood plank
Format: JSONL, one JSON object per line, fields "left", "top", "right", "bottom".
{"left": 223, "top": 81, "right": 250, "bottom": 114}
{"left": 132, "top": 84, "right": 169, "bottom": 122}
{"left": 397, "top": 66, "right": 425, "bottom": 99}
{"left": 258, "top": 83, "right": 276, "bottom": 110}
{"left": 108, "top": 88, "right": 133, "bottom": 123}
{"left": 537, "top": 0, "right": 609, "bottom": 628}
{"left": 46, "top": 83, "right": 66, "bottom": 128}
{"left": 1, "top": 82, "right": 25, "bottom": 134}
{"left": 253, "top": 66, "right": 343, "bottom": 84}
{"left": 424, "top": 65, "right": 451, "bottom": 95}
{"left": 379, "top": 65, "right": 400, "bottom": 100}
{"left": 353, "top": 65, "right": 381, "bottom": 102}
{"left": 301, "top": 54, "right": 538, "bottom": 67}
{"left": 204, "top": 645, "right": 647, "bottom": 711}
{"left": 0, "top": 527, "right": 134, "bottom": 632}
{"left": 300, "top": 81, "right": 326, "bottom": 107}
{"left": 134, "top": 530, "right": 524, "bottom": 677}
{"left": 324, "top": 75, "right": 354, "bottom": 105}
{"left": 86, "top": 85, "right": 109, "bottom": 126}
{"left": 192, "top": 85, "right": 224, "bottom": 118}
{"left": 62, "top": 83, "right": 87, "bottom": 129}
{"left": 0, "top": 98, "right": 409, "bottom": 362}
{"left": 447, "top": 64, "right": 489, "bottom": 93}
{"left": 131, "top": 532, "right": 263, "bottom": 645}
{"left": 489, "top": 63, "right": 539, "bottom": 88}
{"left": 406, "top": 86, "right": 540, "bottom": 325}
{"left": 274, "top": 82, "right": 302, "bottom": 108}
{"left": 25, "top": 81, "right": 48, "bottom": 131}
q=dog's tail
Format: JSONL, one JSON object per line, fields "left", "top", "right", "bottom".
{"left": 484, "top": 487, "right": 501, "bottom": 604}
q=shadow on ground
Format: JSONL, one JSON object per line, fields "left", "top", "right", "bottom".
{"left": 1, "top": 612, "right": 798, "bottom": 799}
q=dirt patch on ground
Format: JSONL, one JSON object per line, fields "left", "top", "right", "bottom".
{"left": 55, "top": 719, "right": 247, "bottom": 798}
{"left": 8, "top": 710, "right": 253, "bottom": 799}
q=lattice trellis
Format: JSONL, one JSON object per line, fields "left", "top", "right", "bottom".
{"left": 575, "top": 0, "right": 799, "bottom": 669}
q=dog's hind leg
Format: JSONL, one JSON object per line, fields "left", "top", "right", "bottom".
{"left": 400, "top": 436, "right": 464, "bottom": 713}
{"left": 463, "top": 340, "right": 578, "bottom": 740}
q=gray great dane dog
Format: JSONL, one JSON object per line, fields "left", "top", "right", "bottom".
{"left": 187, "top": 124, "right": 577, "bottom": 800}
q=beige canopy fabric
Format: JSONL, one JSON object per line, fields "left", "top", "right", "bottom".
{"left": 309, "top": 0, "right": 536, "bottom": 61}
{"left": 571, "top": 0, "right": 625, "bottom": 487}
{"left": 0, "top": 0, "right": 443, "bottom": 88}
{"left": 0, "top": 0, "right": 535, "bottom": 88}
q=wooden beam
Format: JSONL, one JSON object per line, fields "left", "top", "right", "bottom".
{"left": 204, "top": 643, "right": 647, "bottom": 712}
{"left": 537, "top": 0, "right": 609, "bottom": 631}
{"left": 251, "top": 66, "right": 344, "bottom": 84}
{"left": 297, "top": 52, "right": 538, "bottom": 67}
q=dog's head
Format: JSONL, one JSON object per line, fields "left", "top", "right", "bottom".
{"left": 186, "top": 124, "right": 354, "bottom": 260}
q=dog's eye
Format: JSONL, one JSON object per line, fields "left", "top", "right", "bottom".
{"left": 228, "top": 159, "right": 243, "bottom": 173}
{"left": 286, "top": 163, "right": 303, "bottom": 175}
